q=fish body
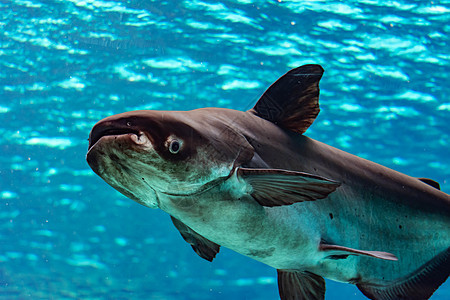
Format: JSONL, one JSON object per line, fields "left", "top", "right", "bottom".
{"left": 87, "top": 65, "right": 449, "bottom": 299}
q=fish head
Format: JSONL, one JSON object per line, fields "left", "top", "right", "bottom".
{"left": 86, "top": 109, "right": 254, "bottom": 208}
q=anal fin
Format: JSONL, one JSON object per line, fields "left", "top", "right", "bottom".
{"left": 170, "top": 216, "right": 220, "bottom": 262}
{"left": 277, "top": 269, "right": 325, "bottom": 300}
{"left": 357, "top": 247, "right": 450, "bottom": 300}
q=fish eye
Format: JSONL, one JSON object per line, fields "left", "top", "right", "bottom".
{"left": 169, "top": 139, "right": 181, "bottom": 154}
{"left": 126, "top": 121, "right": 132, "bottom": 127}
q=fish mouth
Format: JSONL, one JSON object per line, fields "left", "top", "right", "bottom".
{"left": 86, "top": 123, "right": 148, "bottom": 174}
{"left": 88, "top": 124, "right": 141, "bottom": 151}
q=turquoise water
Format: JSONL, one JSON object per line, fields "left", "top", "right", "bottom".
{"left": 1, "top": 0, "right": 449, "bottom": 299}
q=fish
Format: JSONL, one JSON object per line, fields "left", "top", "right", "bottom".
{"left": 86, "top": 64, "right": 450, "bottom": 300}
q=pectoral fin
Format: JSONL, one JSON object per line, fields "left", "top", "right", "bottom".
{"left": 277, "top": 269, "right": 325, "bottom": 300}
{"left": 320, "top": 241, "right": 398, "bottom": 261}
{"left": 170, "top": 216, "right": 220, "bottom": 262}
{"left": 236, "top": 167, "right": 340, "bottom": 207}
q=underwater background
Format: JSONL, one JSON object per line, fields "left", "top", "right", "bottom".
{"left": 1, "top": 0, "right": 449, "bottom": 299}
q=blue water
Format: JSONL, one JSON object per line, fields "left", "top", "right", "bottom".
{"left": 1, "top": 0, "right": 449, "bottom": 299}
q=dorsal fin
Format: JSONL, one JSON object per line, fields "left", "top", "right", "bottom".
{"left": 250, "top": 64, "right": 324, "bottom": 134}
